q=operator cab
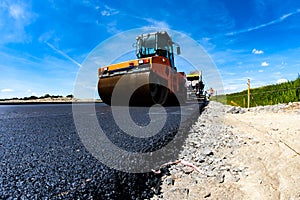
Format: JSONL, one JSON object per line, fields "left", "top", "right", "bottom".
{"left": 135, "top": 31, "right": 180, "bottom": 70}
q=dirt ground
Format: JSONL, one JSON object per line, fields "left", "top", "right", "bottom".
{"left": 155, "top": 106, "right": 300, "bottom": 200}
{"left": 226, "top": 110, "right": 300, "bottom": 200}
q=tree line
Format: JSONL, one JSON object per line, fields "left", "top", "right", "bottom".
{"left": 0, "top": 94, "right": 74, "bottom": 101}
{"left": 213, "top": 77, "right": 300, "bottom": 107}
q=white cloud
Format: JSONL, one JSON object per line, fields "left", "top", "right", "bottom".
{"left": 199, "top": 37, "right": 216, "bottom": 51}
{"left": 143, "top": 18, "right": 170, "bottom": 30}
{"left": 101, "top": 5, "right": 119, "bottom": 16}
{"left": 224, "top": 85, "right": 238, "bottom": 93}
{"left": 38, "top": 31, "right": 55, "bottom": 43}
{"left": 45, "top": 42, "right": 82, "bottom": 67}
{"left": 9, "top": 4, "right": 25, "bottom": 20}
{"left": 226, "top": 9, "right": 300, "bottom": 36}
{"left": 0, "top": 1, "right": 37, "bottom": 44}
{"left": 276, "top": 78, "right": 288, "bottom": 84}
{"left": 25, "top": 89, "right": 37, "bottom": 96}
{"left": 0, "top": 49, "right": 78, "bottom": 98}
{"left": 106, "top": 21, "right": 121, "bottom": 34}
{"left": 223, "top": 81, "right": 251, "bottom": 94}
{"left": 101, "top": 10, "right": 110, "bottom": 16}
{"left": 252, "top": 48, "right": 264, "bottom": 54}
{"left": 258, "top": 69, "right": 264, "bottom": 73}
{"left": 261, "top": 61, "right": 269, "bottom": 67}
{"left": 1, "top": 88, "right": 14, "bottom": 92}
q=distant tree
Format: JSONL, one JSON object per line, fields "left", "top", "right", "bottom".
{"left": 66, "top": 94, "right": 74, "bottom": 98}
{"left": 29, "top": 96, "right": 38, "bottom": 100}
{"left": 42, "top": 94, "right": 51, "bottom": 98}
{"left": 51, "top": 95, "right": 62, "bottom": 98}
{"left": 23, "top": 96, "right": 38, "bottom": 100}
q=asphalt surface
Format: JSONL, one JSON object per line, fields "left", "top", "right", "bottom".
{"left": 0, "top": 103, "right": 202, "bottom": 199}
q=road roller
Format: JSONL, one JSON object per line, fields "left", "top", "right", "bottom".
{"left": 98, "top": 31, "right": 187, "bottom": 106}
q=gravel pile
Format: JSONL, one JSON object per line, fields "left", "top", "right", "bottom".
{"left": 152, "top": 101, "right": 300, "bottom": 199}
{"left": 225, "top": 102, "right": 300, "bottom": 114}
{"left": 152, "top": 101, "right": 243, "bottom": 199}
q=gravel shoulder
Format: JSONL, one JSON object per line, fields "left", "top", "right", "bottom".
{"left": 152, "top": 101, "right": 300, "bottom": 200}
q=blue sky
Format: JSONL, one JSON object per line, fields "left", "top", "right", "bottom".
{"left": 1, "top": 0, "right": 300, "bottom": 98}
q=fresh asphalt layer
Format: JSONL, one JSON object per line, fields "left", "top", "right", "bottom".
{"left": 0, "top": 102, "right": 203, "bottom": 199}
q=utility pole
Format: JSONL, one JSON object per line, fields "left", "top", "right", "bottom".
{"left": 247, "top": 79, "right": 250, "bottom": 110}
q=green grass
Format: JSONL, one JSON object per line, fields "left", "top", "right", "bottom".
{"left": 212, "top": 77, "right": 300, "bottom": 107}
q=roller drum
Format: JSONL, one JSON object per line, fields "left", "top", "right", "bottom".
{"left": 98, "top": 72, "right": 169, "bottom": 106}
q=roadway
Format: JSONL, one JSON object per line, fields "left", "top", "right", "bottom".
{"left": 0, "top": 102, "right": 203, "bottom": 199}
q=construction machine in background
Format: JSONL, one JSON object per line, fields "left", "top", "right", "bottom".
{"left": 186, "top": 72, "right": 206, "bottom": 102}
{"left": 97, "top": 31, "right": 205, "bottom": 106}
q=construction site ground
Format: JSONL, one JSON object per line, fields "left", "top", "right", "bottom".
{"left": 152, "top": 101, "right": 300, "bottom": 200}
